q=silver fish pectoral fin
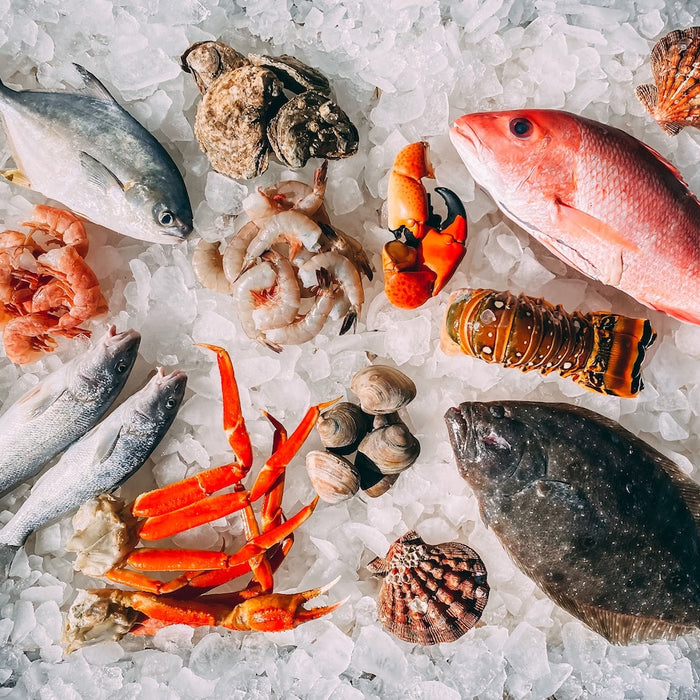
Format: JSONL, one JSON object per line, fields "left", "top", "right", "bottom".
{"left": 79, "top": 151, "right": 126, "bottom": 193}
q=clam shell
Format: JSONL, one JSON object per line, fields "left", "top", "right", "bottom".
{"left": 356, "top": 460, "right": 400, "bottom": 497}
{"left": 368, "top": 531, "right": 489, "bottom": 645}
{"left": 636, "top": 27, "right": 700, "bottom": 135}
{"left": 316, "top": 402, "right": 372, "bottom": 454}
{"left": 350, "top": 365, "right": 417, "bottom": 415}
{"left": 305, "top": 449, "right": 360, "bottom": 504}
{"left": 356, "top": 422, "right": 420, "bottom": 475}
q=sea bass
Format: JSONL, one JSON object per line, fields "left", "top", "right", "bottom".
{"left": 0, "top": 368, "right": 187, "bottom": 577}
{"left": 450, "top": 110, "right": 700, "bottom": 325}
{"left": 0, "top": 64, "right": 193, "bottom": 244}
{"left": 0, "top": 326, "right": 140, "bottom": 498}
{"left": 445, "top": 401, "right": 700, "bottom": 644}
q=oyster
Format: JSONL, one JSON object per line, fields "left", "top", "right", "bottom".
{"left": 248, "top": 53, "right": 331, "bottom": 96}
{"left": 194, "top": 65, "right": 285, "bottom": 179}
{"left": 181, "top": 41, "right": 248, "bottom": 94}
{"left": 368, "top": 531, "right": 489, "bottom": 645}
{"left": 267, "top": 91, "right": 359, "bottom": 168}
{"left": 636, "top": 27, "right": 700, "bottom": 135}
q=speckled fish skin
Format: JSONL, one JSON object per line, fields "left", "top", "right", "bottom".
{"left": 450, "top": 109, "right": 700, "bottom": 325}
{"left": 0, "top": 368, "right": 187, "bottom": 577}
{"left": 444, "top": 400, "right": 700, "bottom": 644}
{"left": 0, "top": 64, "right": 193, "bottom": 244}
{"left": 0, "top": 326, "right": 140, "bottom": 499}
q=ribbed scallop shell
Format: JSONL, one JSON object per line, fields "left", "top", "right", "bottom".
{"left": 636, "top": 27, "right": 700, "bottom": 135}
{"left": 368, "top": 531, "right": 489, "bottom": 645}
{"left": 350, "top": 365, "right": 417, "bottom": 415}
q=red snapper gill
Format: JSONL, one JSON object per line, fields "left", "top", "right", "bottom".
{"left": 449, "top": 109, "right": 700, "bottom": 325}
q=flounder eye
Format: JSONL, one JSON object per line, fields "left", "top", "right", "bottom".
{"left": 158, "top": 210, "right": 174, "bottom": 227}
{"left": 509, "top": 118, "right": 533, "bottom": 138}
{"left": 489, "top": 405, "right": 505, "bottom": 418}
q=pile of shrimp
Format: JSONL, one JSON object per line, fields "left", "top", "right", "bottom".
{"left": 193, "top": 162, "right": 372, "bottom": 352}
{"left": 0, "top": 204, "right": 108, "bottom": 364}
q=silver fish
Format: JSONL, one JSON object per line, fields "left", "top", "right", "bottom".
{"left": 0, "top": 368, "right": 187, "bottom": 576}
{"left": 0, "top": 326, "right": 140, "bottom": 499}
{"left": 0, "top": 64, "right": 193, "bottom": 244}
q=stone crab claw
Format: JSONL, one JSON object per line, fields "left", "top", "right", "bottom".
{"left": 383, "top": 142, "right": 468, "bottom": 309}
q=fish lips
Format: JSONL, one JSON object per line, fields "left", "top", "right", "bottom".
{"left": 445, "top": 403, "right": 479, "bottom": 465}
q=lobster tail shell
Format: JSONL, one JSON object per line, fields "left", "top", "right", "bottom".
{"left": 441, "top": 288, "right": 656, "bottom": 398}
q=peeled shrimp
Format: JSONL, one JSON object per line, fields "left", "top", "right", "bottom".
{"left": 191, "top": 240, "right": 233, "bottom": 294}
{"left": 298, "top": 251, "right": 364, "bottom": 334}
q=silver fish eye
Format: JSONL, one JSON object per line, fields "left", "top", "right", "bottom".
{"left": 165, "top": 397, "right": 177, "bottom": 410}
{"left": 158, "top": 210, "right": 175, "bottom": 227}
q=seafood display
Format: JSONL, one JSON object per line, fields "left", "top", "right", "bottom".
{"left": 0, "top": 205, "right": 109, "bottom": 364}
{"left": 445, "top": 401, "right": 700, "bottom": 644}
{"left": 368, "top": 531, "right": 489, "bottom": 645}
{"left": 450, "top": 109, "right": 700, "bottom": 325}
{"left": 0, "top": 367, "right": 187, "bottom": 578}
{"left": 307, "top": 365, "right": 420, "bottom": 501}
{"left": 64, "top": 345, "right": 341, "bottom": 648}
{"left": 193, "top": 163, "right": 371, "bottom": 350}
{"left": 636, "top": 27, "right": 700, "bottom": 135}
{"left": 382, "top": 142, "right": 468, "bottom": 309}
{"left": 0, "top": 326, "right": 139, "bottom": 498}
{"left": 0, "top": 65, "right": 193, "bottom": 244}
{"left": 442, "top": 288, "right": 656, "bottom": 398}
{"left": 182, "top": 41, "right": 359, "bottom": 178}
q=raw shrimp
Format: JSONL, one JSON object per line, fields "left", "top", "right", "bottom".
{"left": 34, "top": 246, "right": 108, "bottom": 330}
{"left": 242, "top": 161, "right": 329, "bottom": 225}
{"left": 222, "top": 221, "right": 261, "bottom": 282}
{"left": 243, "top": 210, "right": 323, "bottom": 268}
{"left": 298, "top": 251, "right": 364, "bottom": 334}
{"left": 191, "top": 240, "right": 233, "bottom": 294}
{"left": 320, "top": 224, "right": 373, "bottom": 281}
{"left": 263, "top": 272, "right": 339, "bottom": 352}
{"left": 23, "top": 205, "right": 89, "bottom": 257}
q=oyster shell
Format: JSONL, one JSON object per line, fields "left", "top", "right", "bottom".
{"left": 267, "top": 91, "right": 359, "bottom": 168}
{"left": 316, "top": 401, "right": 372, "bottom": 454}
{"left": 248, "top": 53, "right": 331, "bottom": 96}
{"left": 368, "top": 531, "right": 489, "bottom": 645}
{"left": 194, "top": 65, "right": 285, "bottom": 179}
{"left": 356, "top": 422, "right": 420, "bottom": 475}
{"left": 306, "top": 449, "right": 360, "bottom": 504}
{"left": 181, "top": 41, "right": 248, "bottom": 94}
{"left": 350, "top": 365, "right": 417, "bottom": 415}
{"left": 636, "top": 27, "right": 700, "bottom": 135}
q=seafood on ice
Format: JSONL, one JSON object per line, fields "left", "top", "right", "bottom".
{"left": 368, "top": 530, "right": 489, "bottom": 645}
{"left": 636, "top": 27, "right": 700, "bottom": 135}
{"left": 0, "top": 64, "right": 192, "bottom": 244}
{"left": 181, "top": 41, "right": 359, "bottom": 178}
{"left": 441, "top": 288, "right": 656, "bottom": 398}
{"left": 192, "top": 162, "right": 371, "bottom": 351}
{"left": 382, "top": 141, "right": 467, "bottom": 309}
{"left": 0, "top": 326, "right": 139, "bottom": 498}
{"left": 450, "top": 109, "right": 700, "bottom": 325}
{"left": 0, "top": 204, "right": 109, "bottom": 364}
{"left": 0, "top": 367, "right": 187, "bottom": 579}
{"left": 445, "top": 400, "right": 700, "bottom": 644}
{"left": 64, "top": 345, "right": 342, "bottom": 650}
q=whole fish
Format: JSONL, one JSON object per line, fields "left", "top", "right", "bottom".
{"left": 444, "top": 400, "right": 700, "bottom": 644}
{"left": 450, "top": 109, "right": 700, "bottom": 325}
{"left": 0, "top": 368, "right": 187, "bottom": 577}
{"left": 0, "top": 64, "right": 193, "bottom": 244}
{"left": 0, "top": 326, "right": 140, "bottom": 499}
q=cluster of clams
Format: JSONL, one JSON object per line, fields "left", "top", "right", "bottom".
{"left": 306, "top": 365, "right": 420, "bottom": 502}
{"left": 181, "top": 41, "right": 359, "bottom": 179}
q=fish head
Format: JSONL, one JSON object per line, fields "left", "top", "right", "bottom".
{"left": 122, "top": 181, "right": 193, "bottom": 244}
{"left": 72, "top": 326, "right": 141, "bottom": 402}
{"left": 444, "top": 401, "right": 534, "bottom": 491}
{"left": 449, "top": 110, "right": 581, "bottom": 212}
{"left": 130, "top": 368, "right": 187, "bottom": 435}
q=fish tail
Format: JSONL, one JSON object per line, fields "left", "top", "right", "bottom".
{"left": 0, "top": 543, "right": 19, "bottom": 579}
{"left": 576, "top": 314, "right": 657, "bottom": 398}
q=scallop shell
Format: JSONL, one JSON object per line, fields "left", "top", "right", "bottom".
{"left": 305, "top": 449, "right": 360, "bottom": 504}
{"left": 636, "top": 27, "right": 700, "bottom": 135}
{"left": 350, "top": 365, "right": 417, "bottom": 415}
{"left": 367, "top": 531, "right": 489, "bottom": 645}
{"left": 316, "top": 402, "right": 372, "bottom": 454}
{"left": 356, "top": 422, "right": 420, "bottom": 475}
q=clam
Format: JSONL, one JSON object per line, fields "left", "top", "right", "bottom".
{"left": 356, "top": 421, "right": 420, "bottom": 475}
{"left": 305, "top": 449, "right": 360, "bottom": 504}
{"left": 350, "top": 365, "right": 416, "bottom": 415}
{"left": 368, "top": 531, "right": 489, "bottom": 645}
{"left": 316, "top": 401, "right": 372, "bottom": 455}
{"left": 181, "top": 41, "right": 248, "bottom": 94}
{"left": 356, "top": 461, "right": 400, "bottom": 498}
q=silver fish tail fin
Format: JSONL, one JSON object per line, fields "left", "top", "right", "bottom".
{"left": 0, "top": 543, "right": 19, "bottom": 579}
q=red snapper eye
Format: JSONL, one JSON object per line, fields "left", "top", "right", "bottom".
{"left": 509, "top": 117, "right": 533, "bottom": 138}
